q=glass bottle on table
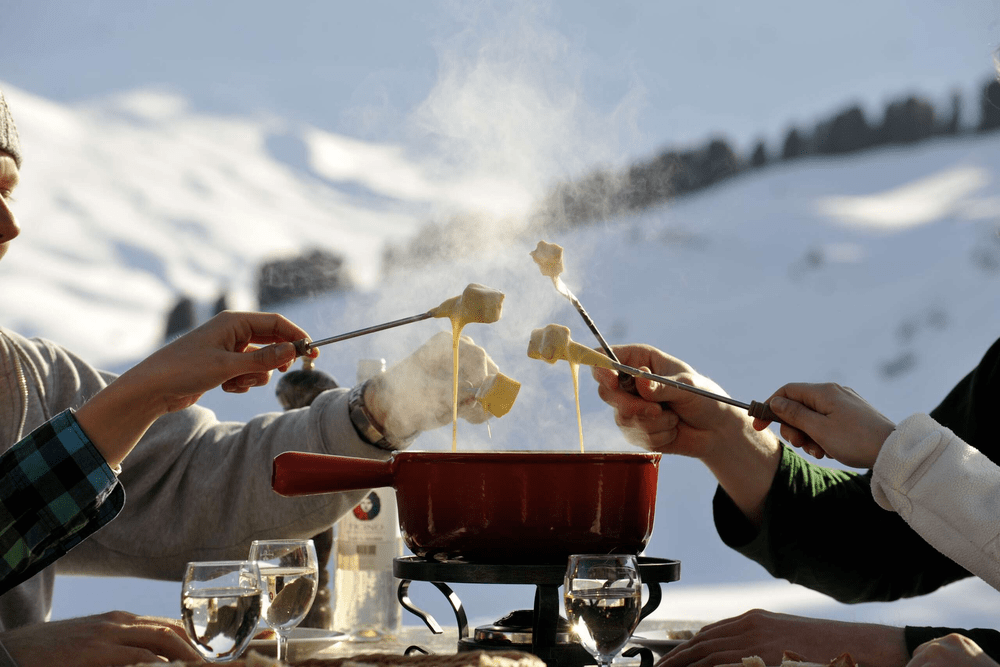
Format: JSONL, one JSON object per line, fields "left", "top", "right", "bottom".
{"left": 332, "top": 358, "right": 404, "bottom": 641}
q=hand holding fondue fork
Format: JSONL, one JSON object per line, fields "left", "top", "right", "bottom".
{"left": 529, "top": 324, "right": 782, "bottom": 424}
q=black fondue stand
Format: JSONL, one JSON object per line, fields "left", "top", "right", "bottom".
{"left": 393, "top": 556, "right": 680, "bottom": 667}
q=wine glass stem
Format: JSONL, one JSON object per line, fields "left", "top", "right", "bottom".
{"left": 276, "top": 632, "right": 288, "bottom": 661}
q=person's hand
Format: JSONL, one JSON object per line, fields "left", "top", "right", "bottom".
{"left": 76, "top": 310, "right": 315, "bottom": 468}
{"left": 367, "top": 331, "right": 497, "bottom": 442}
{"left": 0, "top": 611, "right": 202, "bottom": 667}
{"left": 590, "top": 344, "right": 749, "bottom": 459}
{"left": 752, "top": 382, "right": 896, "bottom": 468}
{"left": 120, "top": 310, "right": 315, "bottom": 412}
{"left": 655, "top": 609, "right": 908, "bottom": 667}
{"left": 907, "top": 634, "right": 998, "bottom": 666}
{"left": 592, "top": 344, "right": 782, "bottom": 524}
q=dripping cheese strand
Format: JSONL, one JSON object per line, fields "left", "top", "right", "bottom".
{"left": 451, "top": 321, "right": 461, "bottom": 451}
{"left": 429, "top": 283, "right": 505, "bottom": 451}
{"left": 527, "top": 324, "right": 614, "bottom": 453}
{"left": 570, "top": 362, "right": 584, "bottom": 453}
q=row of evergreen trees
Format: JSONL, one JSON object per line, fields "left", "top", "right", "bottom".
{"left": 541, "top": 77, "right": 1000, "bottom": 228}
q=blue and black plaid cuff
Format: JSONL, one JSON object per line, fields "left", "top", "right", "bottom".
{"left": 0, "top": 409, "right": 124, "bottom": 595}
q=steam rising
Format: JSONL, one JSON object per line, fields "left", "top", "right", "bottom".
{"left": 293, "top": 1, "right": 646, "bottom": 452}
{"left": 4, "top": 2, "right": 644, "bottom": 452}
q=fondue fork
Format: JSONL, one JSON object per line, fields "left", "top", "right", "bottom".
{"left": 291, "top": 312, "right": 434, "bottom": 357}
{"left": 605, "top": 359, "right": 783, "bottom": 424}
{"left": 551, "top": 276, "right": 638, "bottom": 393}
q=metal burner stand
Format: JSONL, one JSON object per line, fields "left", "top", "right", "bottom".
{"left": 394, "top": 556, "right": 680, "bottom": 667}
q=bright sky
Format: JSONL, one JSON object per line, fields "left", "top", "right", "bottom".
{"left": 6, "top": 0, "right": 999, "bottom": 157}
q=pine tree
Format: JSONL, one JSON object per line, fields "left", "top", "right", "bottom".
{"left": 782, "top": 127, "right": 805, "bottom": 160}
{"left": 979, "top": 80, "right": 1000, "bottom": 132}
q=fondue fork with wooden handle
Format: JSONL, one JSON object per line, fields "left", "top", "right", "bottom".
{"left": 606, "top": 359, "right": 783, "bottom": 424}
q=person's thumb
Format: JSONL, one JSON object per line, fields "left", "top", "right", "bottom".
{"left": 252, "top": 342, "right": 297, "bottom": 371}
{"left": 768, "top": 396, "right": 817, "bottom": 432}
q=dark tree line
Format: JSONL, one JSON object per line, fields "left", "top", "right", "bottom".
{"left": 779, "top": 93, "right": 949, "bottom": 161}
{"left": 252, "top": 76, "right": 1000, "bottom": 292}
{"left": 538, "top": 76, "right": 1000, "bottom": 230}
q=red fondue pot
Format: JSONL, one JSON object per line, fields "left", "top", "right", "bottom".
{"left": 272, "top": 450, "right": 659, "bottom": 564}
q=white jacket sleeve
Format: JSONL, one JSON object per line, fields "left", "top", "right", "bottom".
{"left": 872, "top": 412, "right": 1000, "bottom": 592}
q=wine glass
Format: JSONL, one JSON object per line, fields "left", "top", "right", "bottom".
{"left": 249, "top": 538, "right": 319, "bottom": 662}
{"left": 564, "top": 554, "right": 642, "bottom": 667}
{"left": 181, "top": 560, "right": 262, "bottom": 663}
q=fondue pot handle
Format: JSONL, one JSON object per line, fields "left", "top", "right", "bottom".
{"left": 272, "top": 452, "right": 395, "bottom": 497}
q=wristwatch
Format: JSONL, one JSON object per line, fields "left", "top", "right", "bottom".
{"left": 347, "top": 379, "right": 413, "bottom": 451}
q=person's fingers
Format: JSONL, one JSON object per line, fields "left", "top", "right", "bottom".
{"left": 768, "top": 395, "right": 827, "bottom": 436}
{"left": 251, "top": 342, "right": 296, "bottom": 371}
{"left": 114, "top": 622, "right": 201, "bottom": 661}
{"left": 776, "top": 422, "right": 828, "bottom": 459}
{"left": 633, "top": 369, "right": 719, "bottom": 410}
{"left": 132, "top": 615, "right": 190, "bottom": 641}
{"left": 591, "top": 365, "right": 618, "bottom": 388}
{"left": 598, "top": 382, "right": 660, "bottom": 419}
{"left": 221, "top": 371, "right": 271, "bottom": 393}
{"left": 217, "top": 343, "right": 296, "bottom": 386}
{"left": 770, "top": 382, "right": 826, "bottom": 407}
{"left": 615, "top": 407, "right": 681, "bottom": 451}
{"left": 235, "top": 311, "right": 311, "bottom": 345}
{"left": 617, "top": 407, "right": 678, "bottom": 432}
{"left": 607, "top": 345, "right": 663, "bottom": 373}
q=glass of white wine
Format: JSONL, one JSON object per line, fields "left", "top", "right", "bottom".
{"left": 564, "top": 554, "right": 642, "bottom": 667}
{"left": 249, "top": 538, "right": 319, "bottom": 662}
{"left": 181, "top": 560, "right": 262, "bottom": 663}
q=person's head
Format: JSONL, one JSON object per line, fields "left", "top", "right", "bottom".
{"left": 0, "top": 90, "right": 21, "bottom": 264}
{"left": 359, "top": 495, "right": 373, "bottom": 513}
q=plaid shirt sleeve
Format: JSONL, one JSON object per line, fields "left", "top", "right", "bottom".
{"left": 0, "top": 409, "right": 124, "bottom": 595}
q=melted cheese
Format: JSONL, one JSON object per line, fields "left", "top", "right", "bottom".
{"left": 476, "top": 372, "right": 521, "bottom": 418}
{"left": 527, "top": 324, "right": 614, "bottom": 452}
{"left": 527, "top": 324, "right": 615, "bottom": 369}
{"left": 429, "top": 283, "right": 506, "bottom": 451}
{"left": 529, "top": 240, "right": 564, "bottom": 278}
{"left": 429, "top": 283, "right": 505, "bottom": 327}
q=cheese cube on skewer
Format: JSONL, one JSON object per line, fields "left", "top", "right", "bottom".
{"left": 476, "top": 372, "right": 521, "bottom": 418}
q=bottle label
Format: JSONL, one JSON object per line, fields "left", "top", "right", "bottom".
{"left": 336, "top": 489, "right": 401, "bottom": 571}
{"left": 335, "top": 538, "right": 398, "bottom": 571}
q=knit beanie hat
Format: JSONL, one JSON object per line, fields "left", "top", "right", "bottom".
{"left": 0, "top": 90, "right": 22, "bottom": 168}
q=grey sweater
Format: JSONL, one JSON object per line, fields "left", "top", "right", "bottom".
{"left": 0, "top": 327, "right": 389, "bottom": 632}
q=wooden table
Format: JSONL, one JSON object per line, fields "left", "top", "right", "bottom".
{"left": 291, "top": 619, "right": 706, "bottom": 662}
